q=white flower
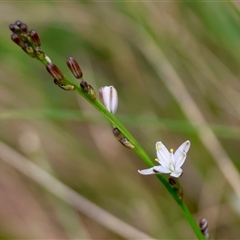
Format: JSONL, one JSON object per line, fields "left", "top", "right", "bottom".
{"left": 138, "top": 140, "right": 190, "bottom": 178}
{"left": 99, "top": 86, "right": 118, "bottom": 114}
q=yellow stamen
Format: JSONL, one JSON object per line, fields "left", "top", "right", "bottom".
{"left": 155, "top": 158, "right": 159, "bottom": 162}
{"left": 170, "top": 148, "right": 174, "bottom": 153}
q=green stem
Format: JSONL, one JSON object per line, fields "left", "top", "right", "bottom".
{"left": 40, "top": 59, "right": 205, "bottom": 239}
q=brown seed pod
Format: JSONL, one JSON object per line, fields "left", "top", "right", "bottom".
{"left": 22, "top": 43, "right": 35, "bottom": 57}
{"left": 35, "top": 47, "right": 45, "bottom": 60}
{"left": 80, "top": 80, "right": 88, "bottom": 92}
{"left": 29, "top": 29, "right": 41, "bottom": 47}
{"left": 46, "top": 63, "right": 64, "bottom": 81}
{"left": 20, "top": 23, "right": 28, "bottom": 33}
{"left": 15, "top": 20, "right": 22, "bottom": 27}
{"left": 54, "top": 79, "right": 75, "bottom": 91}
{"left": 11, "top": 33, "right": 23, "bottom": 47}
{"left": 66, "top": 57, "right": 83, "bottom": 79}
{"left": 112, "top": 128, "right": 135, "bottom": 149}
{"left": 87, "top": 84, "right": 96, "bottom": 100}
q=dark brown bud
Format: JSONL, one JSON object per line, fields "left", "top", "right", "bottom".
{"left": 80, "top": 80, "right": 88, "bottom": 92}
{"left": 46, "top": 63, "right": 64, "bottom": 81}
{"left": 22, "top": 43, "right": 35, "bottom": 57}
{"left": 15, "top": 20, "right": 22, "bottom": 27}
{"left": 168, "top": 177, "right": 183, "bottom": 199}
{"left": 29, "top": 29, "right": 41, "bottom": 47}
{"left": 66, "top": 57, "right": 83, "bottom": 79}
{"left": 169, "top": 177, "right": 177, "bottom": 186}
{"left": 20, "top": 23, "right": 28, "bottom": 33}
{"left": 11, "top": 33, "right": 22, "bottom": 46}
{"left": 54, "top": 79, "right": 74, "bottom": 91}
{"left": 9, "top": 24, "right": 19, "bottom": 33}
{"left": 112, "top": 128, "right": 135, "bottom": 149}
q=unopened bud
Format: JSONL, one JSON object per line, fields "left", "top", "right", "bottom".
{"left": 22, "top": 43, "right": 35, "bottom": 57}
{"left": 9, "top": 24, "right": 19, "bottom": 33}
{"left": 87, "top": 84, "right": 96, "bottom": 100}
{"left": 199, "top": 218, "right": 210, "bottom": 239}
{"left": 15, "top": 20, "right": 22, "bottom": 27}
{"left": 169, "top": 177, "right": 177, "bottom": 186}
{"left": 99, "top": 86, "right": 118, "bottom": 114}
{"left": 80, "top": 81, "right": 96, "bottom": 99}
{"left": 11, "top": 33, "right": 23, "bottom": 47}
{"left": 20, "top": 23, "right": 28, "bottom": 33}
{"left": 80, "top": 80, "right": 88, "bottom": 92}
{"left": 35, "top": 47, "right": 45, "bottom": 60}
{"left": 46, "top": 63, "right": 64, "bottom": 81}
{"left": 66, "top": 57, "right": 83, "bottom": 79}
{"left": 112, "top": 128, "right": 135, "bottom": 149}
{"left": 169, "top": 177, "right": 183, "bottom": 199}
{"left": 29, "top": 29, "right": 41, "bottom": 47}
{"left": 54, "top": 79, "right": 75, "bottom": 91}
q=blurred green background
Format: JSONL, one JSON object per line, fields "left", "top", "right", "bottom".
{"left": 1, "top": 1, "right": 240, "bottom": 239}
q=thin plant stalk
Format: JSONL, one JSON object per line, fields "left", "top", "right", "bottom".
{"left": 39, "top": 57, "right": 205, "bottom": 239}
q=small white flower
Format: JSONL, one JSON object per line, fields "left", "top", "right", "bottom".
{"left": 138, "top": 140, "right": 190, "bottom": 178}
{"left": 99, "top": 86, "right": 118, "bottom": 114}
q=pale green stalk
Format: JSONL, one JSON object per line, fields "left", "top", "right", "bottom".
{"left": 39, "top": 57, "right": 205, "bottom": 239}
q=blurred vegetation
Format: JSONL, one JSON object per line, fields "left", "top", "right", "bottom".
{"left": 1, "top": 1, "right": 240, "bottom": 239}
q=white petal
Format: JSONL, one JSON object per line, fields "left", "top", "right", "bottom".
{"left": 154, "top": 166, "right": 171, "bottom": 174}
{"left": 170, "top": 168, "right": 183, "bottom": 178}
{"left": 138, "top": 167, "right": 156, "bottom": 175}
{"left": 174, "top": 140, "right": 190, "bottom": 168}
{"left": 169, "top": 152, "right": 175, "bottom": 172}
{"left": 156, "top": 142, "right": 171, "bottom": 169}
{"left": 138, "top": 166, "right": 171, "bottom": 175}
{"left": 175, "top": 140, "right": 190, "bottom": 157}
{"left": 174, "top": 152, "right": 186, "bottom": 170}
{"left": 98, "top": 86, "right": 118, "bottom": 114}
{"left": 108, "top": 86, "right": 118, "bottom": 113}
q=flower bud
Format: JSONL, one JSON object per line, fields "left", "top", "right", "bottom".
{"left": 169, "top": 177, "right": 183, "bottom": 199}
{"left": 29, "top": 29, "right": 41, "bottom": 47}
{"left": 112, "top": 128, "right": 135, "bottom": 149}
{"left": 35, "top": 47, "right": 45, "bottom": 60}
{"left": 80, "top": 81, "right": 96, "bottom": 99}
{"left": 15, "top": 20, "right": 22, "bottom": 27}
{"left": 87, "top": 84, "right": 96, "bottom": 100}
{"left": 9, "top": 24, "right": 19, "bottom": 33}
{"left": 11, "top": 33, "right": 23, "bottom": 47}
{"left": 99, "top": 86, "right": 118, "bottom": 114}
{"left": 80, "top": 80, "right": 88, "bottom": 92}
{"left": 20, "top": 23, "right": 28, "bottom": 33}
{"left": 22, "top": 43, "right": 35, "bottom": 57}
{"left": 168, "top": 177, "right": 177, "bottom": 186}
{"left": 54, "top": 79, "right": 75, "bottom": 91}
{"left": 199, "top": 218, "right": 210, "bottom": 239}
{"left": 66, "top": 57, "right": 83, "bottom": 79}
{"left": 46, "top": 63, "right": 64, "bottom": 81}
